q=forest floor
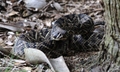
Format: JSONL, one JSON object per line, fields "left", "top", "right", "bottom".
{"left": 0, "top": 0, "right": 104, "bottom": 72}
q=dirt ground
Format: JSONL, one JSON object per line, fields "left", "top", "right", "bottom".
{"left": 0, "top": 0, "right": 104, "bottom": 72}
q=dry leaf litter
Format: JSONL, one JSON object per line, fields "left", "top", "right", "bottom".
{"left": 0, "top": 0, "right": 104, "bottom": 72}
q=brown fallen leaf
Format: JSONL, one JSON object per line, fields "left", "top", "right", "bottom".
{"left": 24, "top": 0, "right": 47, "bottom": 9}
{"left": 6, "top": 11, "right": 19, "bottom": 17}
{"left": 24, "top": 48, "right": 55, "bottom": 72}
{"left": 53, "top": 2, "right": 63, "bottom": 12}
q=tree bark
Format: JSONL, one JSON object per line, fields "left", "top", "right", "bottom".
{"left": 104, "top": 0, "right": 120, "bottom": 64}
{"left": 96, "top": 0, "right": 120, "bottom": 71}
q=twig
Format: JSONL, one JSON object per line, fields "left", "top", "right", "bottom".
{"left": 41, "top": 0, "right": 54, "bottom": 12}
{"left": 94, "top": 8, "right": 104, "bottom": 12}
{"left": 0, "top": 23, "right": 23, "bottom": 32}
{"left": 0, "top": 51, "right": 10, "bottom": 59}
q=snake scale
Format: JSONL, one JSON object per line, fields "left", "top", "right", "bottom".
{"left": 12, "top": 14, "right": 104, "bottom": 58}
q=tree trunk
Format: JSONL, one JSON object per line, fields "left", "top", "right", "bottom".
{"left": 96, "top": 0, "right": 120, "bottom": 71}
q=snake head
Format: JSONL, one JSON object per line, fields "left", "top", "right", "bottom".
{"left": 51, "top": 25, "right": 67, "bottom": 40}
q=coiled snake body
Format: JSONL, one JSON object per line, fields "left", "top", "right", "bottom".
{"left": 12, "top": 14, "right": 104, "bottom": 57}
